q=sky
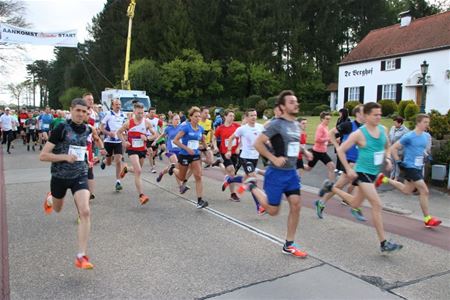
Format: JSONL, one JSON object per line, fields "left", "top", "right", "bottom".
{"left": 0, "top": 0, "right": 107, "bottom": 105}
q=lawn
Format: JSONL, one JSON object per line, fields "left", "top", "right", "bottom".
{"left": 258, "top": 116, "right": 393, "bottom": 144}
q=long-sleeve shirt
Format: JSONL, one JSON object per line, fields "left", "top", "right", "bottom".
{"left": 312, "top": 123, "right": 329, "bottom": 153}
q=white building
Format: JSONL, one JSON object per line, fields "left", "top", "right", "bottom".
{"left": 336, "top": 11, "right": 450, "bottom": 113}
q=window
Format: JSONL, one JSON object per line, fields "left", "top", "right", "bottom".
{"left": 385, "top": 59, "right": 396, "bottom": 71}
{"left": 348, "top": 87, "right": 360, "bottom": 101}
{"left": 382, "top": 84, "right": 396, "bottom": 100}
{"left": 381, "top": 58, "right": 401, "bottom": 71}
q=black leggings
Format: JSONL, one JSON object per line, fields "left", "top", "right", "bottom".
{"left": 1, "top": 130, "right": 14, "bottom": 152}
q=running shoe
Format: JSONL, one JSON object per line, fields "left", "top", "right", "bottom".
{"left": 100, "top": 157, "right": 106, "bottom": 170}
{"left": 229, "top": 193, "right": 240, "bottom": 202}
{"left": 237, "top": 177, "right": 257, "bottom": 194}
{"left": 282, "top": 244, "right": 308, "bottom": 258}
{"left": 318, "top": 179, "right": 334, "bottom": 197}
{"left": 257, "top": 206, "right": 267, "bottom": 216}
{"left": 139, "top": 194, "right": 149, "bottom": 205}
{"left": 43, "top": 192, "right": 53, "bottom": 215}
{"left": 75, "top": 255, "right": 94, "bottom": 269}
{"left": 89, "top": 194, "right": 95, "bottom": 201}
{"left": 222, "top": 175, "right": 230, "bottom": 191}
{"left": 27, "top": 145, "right": 30, "bottom": 151}
{"left": 32, "top": 145, "right": 35, "bottom": 151}
{"left": 425, "top": 217, "right": 442, "bottom": 228}
{"left": 39, "top": 145, "right": 42, "bottom": 150}
{"left": 156, "top": 172, "right": 164, "bottom": 183}
{"left": 350, "top": 208, "right": 367, "bottom": 222}
{"left": 314, "top": 200, "right": 325, "bottom": 219}
{"left": 196, "top": 199, "right": 209, "bottom": 209}
{"left": 179, "top": 184, "right": 190, "bottom": 194}
{"left": 158, "top": 153, "right": 163, "bottom": 161}
{"left": 380, "top": 240, "right": 403, "bottom": 253}
{"left": 120, "top": 164, "right": 128, "bottom": 178}
{"left": 115, "top": 182, "right": 123, "bottom": 191}
{"left": 168, "top": 164, "right": 175, "bottom": 176}
{"left": 374, "top": 173, "right": 389, "bottom": 187}
{"left": 212, "top": 158, "right": 222, "bottom": 167}
{"left": 151, "top": 168, "right": 157, "bottom": 174}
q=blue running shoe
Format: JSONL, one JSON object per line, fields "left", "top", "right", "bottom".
{"left": 380, "top": 240, "right": 403, "bottom": 253}
{"left": 318, "top": 180, "right": 334, "bottom": 197}
{"left": 314, "top": 200, "right": 325, "bottom": 219}
{"left": 350, "top": 208, "right": 367, "bottom": 222}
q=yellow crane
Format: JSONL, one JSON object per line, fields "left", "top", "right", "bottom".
{"left": 121, "top": 0, "right": 136, "bottom": 90}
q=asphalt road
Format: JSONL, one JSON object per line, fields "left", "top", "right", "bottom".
{"left": 2, "top": 145, "right": 450, "bottom": 299}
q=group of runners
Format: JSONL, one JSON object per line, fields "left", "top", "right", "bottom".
{"left": 1, "top": 90, "right": 442, "bottom": 270}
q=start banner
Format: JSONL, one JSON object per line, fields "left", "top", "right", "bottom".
{"left": 0, "top": 23, "right": 78, "bottom": 48}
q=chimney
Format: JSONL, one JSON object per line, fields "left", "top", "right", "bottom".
{"left": 399, "top": 10, "right": 412, "bottom": 27}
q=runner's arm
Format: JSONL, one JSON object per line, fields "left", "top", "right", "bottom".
{"left": 116, "top": 121, "right": 130, "bottom": 144}
{"left": 337, "top": 130, "right": 361, "bottom": 175}
{"left": 39, "top": 141, "right": 76, "bottom": 163}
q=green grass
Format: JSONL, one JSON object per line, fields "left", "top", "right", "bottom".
{"left": 258, "top": 116, "right": 392, "bottom": 144}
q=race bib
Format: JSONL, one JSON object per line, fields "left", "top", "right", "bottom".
{"left": 30, "top": 125, "right": 35, "bottom": 130}
{"left": 131, "top": 138, "right": 144, "bottom": 148}
{"left": 287, "top": 142, "right": 300, "bottom": 157}
{"left": 68, "top": 145, "right": 87, "bottom": 162}
{"left": 187, "top": 140, "right": 199, "bottom": 150}
{"left": 225, "top": 138, "right": 237, "bottom": 147}
{"left": 94, "top": 122, "right": 100, "bottom": 129}
{"left": 374, "top": 151, "right": 385, "bottom": 166}
{"left": 171, "top": 140, "right": 179, "bottom": 149}
{"left": 414, "top": 156, "right": 424, "bottom": 167}
{"left": 42, "top": 123, "right": 50, "bottom": 129}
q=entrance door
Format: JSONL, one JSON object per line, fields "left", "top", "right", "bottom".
{"left": 416, "top": 87, "right": 422, "bottom": 107}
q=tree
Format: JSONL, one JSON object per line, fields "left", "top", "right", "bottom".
{"left": 26, "top": 60, "right": 51, "bottom": 107}
{"left": 6, "top": 82, "right": 27, "bottom": 108}
{"left": 129, "top": 58, "right": 162, "bottom": 97}
{"left": 60, "top": 87, "right": 88, "bottom": 110}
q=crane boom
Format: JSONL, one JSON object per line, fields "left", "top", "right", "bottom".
{"left": 121, "top": 0, "right": 136, "bottom": 90}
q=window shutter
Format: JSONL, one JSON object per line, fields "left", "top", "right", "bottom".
{"left": 344, "top": 87, "right": 349, "bottom": 103}
{"left": 396, "top": 83, "right": 402, "bottom": 103}
{"left": 359, "top": 86, "right": 364, "bottom": 103}
{"left": 381, "top": 61, "right": 386, "bottom": 71}
{"left": 377, "top": 85, "right": 382, "bottom": 101}
{"left": 395, "top": 58, "right": 401, "bottom": 69}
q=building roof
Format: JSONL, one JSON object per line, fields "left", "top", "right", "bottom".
{"left": 340, "top": 11, "right": 450, "bottom": 65}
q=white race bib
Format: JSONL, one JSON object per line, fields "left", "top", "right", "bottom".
{"left": 374, "top": 151, "right": 385, "bottom": 166}
{"left": 132, "top": 138, "right": 144, "bottom": 148}
{"left": 187, "top": 140, "right": 199, "bottom": 150}
{"left": 68, "top": 145, "right": 87, "bottom": 162}
{"left": 94, "top": 122, "right": 100, "bottom": 129}
{"left": 287, "top": 142, "right": 300, "bottom": 157}
{"left": 171, "top": 140, "right": 179, "bottom": 149}
{"left": 414, "top": 156, "right": 424, "bottom": 167}
{"left": 42, "top": 123, "right": 50, "bottom": 129}
{"left": 225, "top": 138, "right": 236, "bottom": 147}
{"left": 30, "top": 125, "right": 35, "bottom": 130}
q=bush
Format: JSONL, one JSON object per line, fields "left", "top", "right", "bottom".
{"left": 378, "top": 100, "right": 398, "bottom": 116}
{"left": 266, "top": 96, "right": 277, "bottom": 108}
{"left": 331, "top": 111, "right": 340, "bottom": 116}
{"left": 263, "top": 108, "right": 274, "bottom": 119}
{"left": 311, "top": 104, "right": 330, "bottom": 116}
{"left": 404, "top": 103, "right": 420, "bottom": 121}
{"left": 244, "top": 95, "right": 262, "bottom": 109}
{"left": 429, "top": 114, "right": 450, "bottom": 140}
{"left": 398, "top": 100, "right": 415, "bottom": 118}
{"left": 255, "top": 99, "right": 268, "bottom": 115}
{"left": 234, "top": 111, "right": 244, "bottom": 122}
{"left": 344, "top": 101, "right": 360, "bottom": 113}
{"left": 432, "top": 140, "right": 450, "bottom": 165}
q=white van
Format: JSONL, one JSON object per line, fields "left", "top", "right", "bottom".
{"left": 101, "top": 89, "right": 151, "bottom": 112}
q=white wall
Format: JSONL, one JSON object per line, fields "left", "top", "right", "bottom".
{"left": 337, "top": 49, "right": 450, "bottom": 113}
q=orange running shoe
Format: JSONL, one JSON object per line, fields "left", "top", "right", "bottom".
{"left": 120, "top": 164, "right": 128, "bottom": 179}
{"left": 43, "top": 192, "right": 53, "bottom": 215}
{"left": 425, "top": 217, "right": 441, "bottom": 228}
{"left": 374, "top": 173, "right": 389, "bottom": 188}
{"left": 139, "top": 194, "right": 149, "bottom": 205}
{"left": 75, "top": 255, "right": 94, "bottom": 269}
{"left": 282, "top": 244, "right": 308, "bottom": 258}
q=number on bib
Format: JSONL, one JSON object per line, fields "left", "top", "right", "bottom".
{"left": 374, "top": 151, "right": 385, "bottom": 166}
{"left": 68, "top": 145, "right": 87, "bottom": 162}
{"left": 287, "top": 142, "right": 300, "bottom": 157}
{"left": 187, "top": 140, "right": 199, "bottom": 150}
{"left": 132, "top": 139, "right": 144, "bottom": 148}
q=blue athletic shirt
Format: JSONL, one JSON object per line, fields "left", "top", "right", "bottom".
{"left": 39, "top": 114, "right": 53, "bottom": 131}
{"left": 164, "top": 125, "right": 182, "bottom": 152}
{"left": 399, "top": 131, "right": 430, "bottom": 169}
{"left": 179, "top": 122, "right": 204, "bottom": 156}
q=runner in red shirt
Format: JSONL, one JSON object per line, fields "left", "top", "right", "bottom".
{"left": 215, "top": 110, "right": 241, "bottom": 201}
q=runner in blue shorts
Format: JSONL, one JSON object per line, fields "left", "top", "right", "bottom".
{"left": 241, "top": 90, "right": 312, "bottom": 258}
